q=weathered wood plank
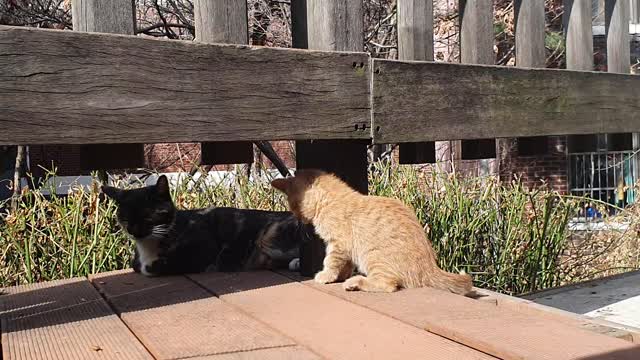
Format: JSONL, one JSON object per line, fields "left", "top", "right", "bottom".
{"left": 305, "top": 0, "right": 363, "bottom": 52}
{"left": 294, "top": 0, "right": 369, "bottom": 277}
{"left": 397, "top": 0, "right": 436, "bottom": 164}
{"left": 397, "top": 0, "right": 433, "bottom": 62}
{"left": 72, "top": 0, "right": 136, "bottom": 35}
{"left": 459, "top": 0, "right": 496, "bottom": 163}
{"left": 475, "top": 287, "right": 640, "bottom": 343}
{"left": 0, "top": 278, "right": 152, "bottom": 360}
{"left": 606, "top": 0, "right": 631, "bottom": 74}
{"left": 73, "top": 0, "right": 145, "bottom": 171}
{"left": 371, "top": 59, "right": 640, "bottom": 143}
{"left": 564, "top": 0, "right": 594, "bottom": 71}
{"left": 459, "top": 0, "right": 493, "bottom": 65}
{"left": 294, "top": 0, "right": 368, "bottom": 195}
{"left": 195, "top": 0, "right": 254, "bottom": 165}
{"left": 605, "top": 0, "right": 639, "bottom": 185}
{"left": 307, "top": 281, "right": 640, "bottom": 360}
{"left": 194, "top": 0, "right": 248, "bottom": 44}
{"left": 515, "top": 0, "right": 546, "bottom": 69}
{"left": 90, "top": 270, "right": 299, "bottom": 360}
{"left": 188, "top": 346, "right": 322, "bottom": 360}
{"left": 190, "top": 271, "right": 495, "bottom": 360}
{"left": 0, "top": 26, "right": 370, "bottom": 145}
{"left": 500, "top": 0, "right": 548, "bottom": 175}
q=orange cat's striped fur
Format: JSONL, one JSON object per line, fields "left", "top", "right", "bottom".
{"left": 271, "top": 169, "right": 473, "bottom": 295}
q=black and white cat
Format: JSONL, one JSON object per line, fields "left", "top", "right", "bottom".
{"left": 101, "top": 175, "right": 310, "bottom": 276}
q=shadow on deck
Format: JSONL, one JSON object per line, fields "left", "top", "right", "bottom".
{"left": 1, "top": 270, "right": 640, "bottom": 359}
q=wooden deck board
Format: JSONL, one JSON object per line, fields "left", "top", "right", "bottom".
{"left": 184, "top": 346, "right": 322, "bottom": 359}
{"left": 189, "top": 271, "right": 495, "bottom": 360}
{"left": 0, "top": 278, "right": 152, "bottom": 360}
{"left": 475, "top": 287, "right": 640, "bottom": 343}
{"left": 89, "top": 269, "right": 301, "bottom": 360}
{"left": 308, "top": 281, "right": 640, "bottom": 360}
{"left": 276, "top": 270, "right": 640, "bottom": 343}
{"left": 4, "top": 270, "right": 640, "bottom": 359}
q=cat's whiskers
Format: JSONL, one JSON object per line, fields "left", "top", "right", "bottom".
{"left": 150, "top": 223, "right": 173, "bottom": 239}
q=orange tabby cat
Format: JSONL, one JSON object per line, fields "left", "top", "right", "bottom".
{"left": 271, "top": 169, "right": 472, "bottom": 295}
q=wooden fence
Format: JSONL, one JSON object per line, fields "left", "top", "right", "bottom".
{"left": 1, "top": 0, "right": 640, "bottom": 274}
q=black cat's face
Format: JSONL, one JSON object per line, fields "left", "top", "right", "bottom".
{"left": 102, "top": 175, "right": 176, "bottom": 240}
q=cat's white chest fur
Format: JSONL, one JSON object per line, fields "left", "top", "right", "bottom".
{"left": 136, "top": 241, "right": 160, "bottom": 276}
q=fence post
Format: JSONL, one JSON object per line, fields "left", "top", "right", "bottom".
{"left": 397, "top": 0, "right": 436, "bottom": 165}
{"left": 515, "top": 0, "right": 546, "bottom": 68}
{"left": 72, "top": 0, "right": 145, "bottom": 172}
{"left": 459, "top": 0, "right": 496, "bottom": 172}
{"left": 564, "top": 0, "right": 594, "bottom": 71}
{"left": 292, "top": 0, "right": 369, "bottom": 276}
{"left": 195, "top": 0, "right": 254, "bottom": 166}
{"left": 605, "top": 0, "right": 637, "bottom": 199}
{"left": 564, "top": 0, "right": 594, "bottom": 197}
{"left": 606, "top": 0, "right": 631, "bottom": 74}
{"left": 499, "top": 1, "right": 547, "bottom": 179}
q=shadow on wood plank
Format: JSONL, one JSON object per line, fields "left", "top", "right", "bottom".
{"left": 0, "top": 278, "right": 110, "bottom": 332}
{"left": 0, "top": 278, "right": 153, "bottom": 359}
{"left": 0, "top": 270, "right": 295, "bottom": 333}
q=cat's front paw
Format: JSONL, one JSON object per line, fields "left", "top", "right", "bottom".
{"left": 314, "top": 270, "right": 338, "bottom": 284}
{"left": 288, "top": 258, "right": 300, "bottom": 271}
{"left": 140, "top": 265, "right": 158, "bottom": 277}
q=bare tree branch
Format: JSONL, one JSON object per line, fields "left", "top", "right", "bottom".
{"left": 136, "top": 22, "right": 193, "bottom": 35}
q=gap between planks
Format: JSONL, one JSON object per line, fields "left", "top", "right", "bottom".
{"left": 86, "top": 277, "right": 158, "bottom": 359}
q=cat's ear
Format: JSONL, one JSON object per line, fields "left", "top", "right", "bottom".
{"left": 271, "top": 178, "right": 292, "bottom": 193}
{"left": 101, "top": 186, "right": 122, "bottom": 202}
{"left": 155, "top": 175, "right": 170, "bottom": 198}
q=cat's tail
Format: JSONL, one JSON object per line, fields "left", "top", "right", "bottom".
{"left": 429, "top": 269, "right": 473, "bottom": 296}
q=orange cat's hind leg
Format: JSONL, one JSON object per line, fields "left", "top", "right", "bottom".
{"left": 343, "top": 275, "right": 398, "bottom": 293}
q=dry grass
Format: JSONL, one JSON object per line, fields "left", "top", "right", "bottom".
{"left": 1, "top": 164, "right": 638, "bottom": 295}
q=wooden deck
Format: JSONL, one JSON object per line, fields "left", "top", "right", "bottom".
{"left": 1, "top": 270, "right": 640, "bottom": 360}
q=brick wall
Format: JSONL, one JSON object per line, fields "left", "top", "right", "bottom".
{"left": 499, "top": 136, "right": 568, "bottom": 194}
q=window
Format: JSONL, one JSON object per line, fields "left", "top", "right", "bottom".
{"left": 568, "top": 134, "right": 637, "bottom": 214}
